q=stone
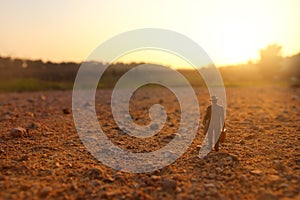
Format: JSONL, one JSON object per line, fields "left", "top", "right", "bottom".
{"left": 70, "top": 182, "right": 78, "bottom": 191}
{"left": 62, "top": 108, "right": 71, "bottom": 114}
{"left": 27, "top": 98, "right": 35, "bottom": 103}
{"left": 172, "top": 133, "right": 182, "bottom": 140}
{"left": 239, "top": 175, "right": 248, "bottom": 183}
{"left": 85, "top": 168, "right": 104, "bottom": 180}
{"left": 90, "top": 180, "right": 101, "bottom": 187}
{"left": 162, "top": 178, "right": 177, "bottom": 192}
{"left": 269, "top": 175, "right": 280, "bottom": 182}
{"left": 208, "top": 173, "right": 217, "bottom": 179}
{"left": 40, "top": 95, "right": 46, "bottom": 101}
{"left": 250, "top": 169, "right": 263, "bottom": 176}
{"left": 27, "top": 122, "right": 41, "bottom": 130}
{"left": 19, "top": 155, "right": 29, "bottom": 161}
{"left": 225, "top": 153, "right": 239, "bottom": 162}
{"left": 215, "top": 167, "right": 222, "bottom": 173}
{"left": 55, "top": 162, "right": 60, "bottom": 167}
{"left": 84, "top": 101, "right": 93, "bottom": 106}
{"left": 10, "top": 127, "right": 27, "bottom": 138}
{"left": 103, "top": 174, "right": 115, "bottom": 183}
{"left": 25, "top": 112, "right": 35, "bottom": 117}
{"left": 162, "top": 151, "right": 177, "bottom": 159}
{"left": 238, "top": 139, "right": 245, "bottom": 145}
{"left": 151, "top": 175, "right": 161, "bottom": 180}
{"left": 150, "top": 123, "right": 159, "bottom": 130}
{"left": 273, "top": 160, "right": 285, "bottom": 171}
{"left": 245, "top": 134, "right": 256, "bottom": 140}
{"left": 251, "top": 125, "right": 260, "bottom": 130}
{"left": 39, "top": 187, "right": 52, "bottom": 198}
{"left": 164, "top": 133, "right": 181, "bottom": 141}
{"left": 204, "top": 183, "right": 216, "bottom": 188}
{"left": 275, "top": 114, "right": 286, "bottom": 121}
{"left": 279, "top": 183, "right": 289, "bottom": 189}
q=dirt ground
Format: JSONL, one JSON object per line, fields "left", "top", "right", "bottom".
{"left": 0, "top": 86, "right": 299, "bottom": 200}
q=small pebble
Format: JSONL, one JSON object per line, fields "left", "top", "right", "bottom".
{"left": 162, "top": 178, "right": 176, "bottom": 192}
{"left": 10, "top": 127, "right": 27, "bottom": 138}
{"left": 250, "top": 169, "right": 263, "bottom": 176}
{"left": 63, "top": 108, "right": 71, "bottom": 114}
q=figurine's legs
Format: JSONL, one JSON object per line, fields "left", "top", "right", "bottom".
{"left": 207, "top": 129, "right": 213, "bottom": 150}
{"left": 214, "top": 138, "right": 220, "bottom": 152}
{"left": 214, "top": 127, "right": 221, "bottom": 152}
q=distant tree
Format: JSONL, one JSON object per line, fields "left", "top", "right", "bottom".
{"left": 283, "top": 52, "right": 300, "bottom": 80}
{"left": 259, "top": 44, "right": 282, "bottom": 80}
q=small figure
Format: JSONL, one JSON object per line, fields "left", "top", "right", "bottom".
{"left": 202, "top": 95, "right": 225, "bottom": 152}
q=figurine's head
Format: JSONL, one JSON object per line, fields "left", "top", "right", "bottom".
{"left": 210, "top": 95, "right": 218, "bottom": 104}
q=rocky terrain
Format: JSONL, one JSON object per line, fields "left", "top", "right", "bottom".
{"left": 0, "top": 86, "right": 299, "bottom": 199}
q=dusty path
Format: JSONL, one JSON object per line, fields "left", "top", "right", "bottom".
{"left": 0, "top": 86, "right": 299, "bottom": 199}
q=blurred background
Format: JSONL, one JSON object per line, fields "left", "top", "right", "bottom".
{"left": 0, "top": 0, "right": 299, "bottom": 92}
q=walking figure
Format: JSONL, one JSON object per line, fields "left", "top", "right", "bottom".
{"left": 202, "top": 95, "right": 225, "bottom": 152}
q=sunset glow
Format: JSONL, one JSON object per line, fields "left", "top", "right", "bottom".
{"left": 0, "top": 0, "right": 299, "bottom": 67}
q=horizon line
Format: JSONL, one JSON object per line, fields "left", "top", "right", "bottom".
{"left": 1, "top": 51, "right": 299, "bottom": 69}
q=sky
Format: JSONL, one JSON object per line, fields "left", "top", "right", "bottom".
{"left": 0, "top": 0, "right": 299, "bottom": 68}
